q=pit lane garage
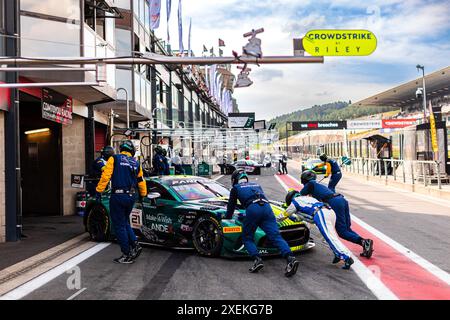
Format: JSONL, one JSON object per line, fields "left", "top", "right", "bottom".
{"left": 84, "top": 176, "right": 314, "bottom": 257}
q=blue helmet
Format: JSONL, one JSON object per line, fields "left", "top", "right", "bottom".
{"left": 231, "top": 169, "right": 248, "bottom": 185}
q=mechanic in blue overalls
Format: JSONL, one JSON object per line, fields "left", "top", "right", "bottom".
{"left": 153, "top": 146, "right": 165, "bottom": 176}
{"left": 284, "top": 190, "right": 354, "bottom": 269}
{"left": 86, "top": 146, "right": 115, "bottom": 195}
{"left": 298, "top": 170, "right": 374, "bottom": 258}
{"left": 226, "top": 169, "right": 299, "bottom": 277}
{"left": 315, "top": 153, "right": 342, "bottom": 192}
{"left": 96, "top": 140, "right": 147, "bottom": 264}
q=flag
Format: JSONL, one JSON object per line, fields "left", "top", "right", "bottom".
{"left": 150, "top": 0, "right": 162, "bottom": 30}
{"left": 178, "top": 0, "right": 183, "bottom": 54}
{"left": 166, "top": 0, "right": 172, "bottom": 42}
{"left": 428, "top": 101, "right": 439, "bottom": 154}
{"left": 219, "top": 48, "right": 223, "bottom": 57}
{"left": 187, "top": 18, "right": 192, "bottom": 57}
{"left": 203, "top": 45, "right": 207, "bottom": 52}
{"left": 218, "top": 38, "right": 225, "bottom": 47}
{"left": 210, "top": 47, "right": 214, "bottom": 56}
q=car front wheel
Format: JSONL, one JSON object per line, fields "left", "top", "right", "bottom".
{"left": 192, "top": 215, "right": 224, "bottom": 257}
{"left": 86, "top": 204, "right": 110, "bottom": 242}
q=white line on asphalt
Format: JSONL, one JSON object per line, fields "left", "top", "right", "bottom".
{"left": 0, "top": 243, "right": 110, "bottom": 300}
{"left": 67, "top": 287, "right": 87, "bottom": 300}
{"left": 275, "top": 174, "right": 398, "bottom": 300}
{"left": 350, "top": 215, "right": 450, "bottom": 286}
{"left": 213, "top": 175, "right": 224, "bottom": 181}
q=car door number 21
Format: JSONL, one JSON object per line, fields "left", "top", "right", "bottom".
{"left": 130, "top": 208, "right": 143, "bottom": 228}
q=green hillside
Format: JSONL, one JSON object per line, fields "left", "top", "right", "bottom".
{"left": 269, "top": 101, "right": 398, "bottom": 139}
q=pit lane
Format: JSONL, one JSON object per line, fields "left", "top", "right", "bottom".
{"left": 4, "top": 167, "right": 450, "bottom": 300}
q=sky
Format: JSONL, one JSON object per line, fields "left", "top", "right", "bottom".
{"left": 154, "top": 0, "right": 450, "bottom": 121}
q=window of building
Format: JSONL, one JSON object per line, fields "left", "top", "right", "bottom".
{"left": 21, "top": 0, "right": 80, "bottom": 19}
{"left": 84, "top": 0, "right": 120, "bottom": 41}
{"left": 116, "top": 68, "right": 132, "bottom": 100}
{"left": 115, "top": 28, "right": 131, "bottom": 55}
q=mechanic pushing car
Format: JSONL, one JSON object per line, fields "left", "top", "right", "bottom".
{"left": 283, "top": 190, "right": 354, "bottom": 269}
{"left": 314, "top": 153, "right": 342, "bottom": 192}
{"left": 298, "top": 170, "right": 374, "bottom": 258}
{"left": 226, "top": 169, "right": 300, "bottom": 277}
{"left": 96, "top": 140, "right": 147, "bottom": 264}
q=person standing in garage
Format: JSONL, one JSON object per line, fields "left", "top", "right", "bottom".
{"left": 298, "top": 170, "right": 374, "bottom": 258}
{"left": 96, "top": 140, "right": 147, "bottom": 264}
{"left": 87, "top": 146, "right": 115, "bottom": 195}
{"left": 226, "top": 169, "right": 299, "bottom": 277}
{"left": 315, "top": 153, "right": 342, "bottom": 192}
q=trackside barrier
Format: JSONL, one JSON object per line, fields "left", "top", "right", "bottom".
{"left": 293, "top": 154, "right": 449, "bottom": 189}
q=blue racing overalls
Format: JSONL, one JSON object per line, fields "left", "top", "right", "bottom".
{"left": 153, "top": 153, "right": 166, "bottom": 175}
{"left": 326, "top": 159, "right": 342, "bottom": 192}
{"left": 285, "top": 196, "right": 351, "bottom": 260}
{"left": 226, "top": 182, "right": 292, "bottom": 258}
{"left": 300, "top": 180, "right": 362, "bottom": 245}
{"left": 87, "top": 156, "right": 107, "bottom": 195}
{"left": 96, "top": 152, "right": 147, "bottom": 255}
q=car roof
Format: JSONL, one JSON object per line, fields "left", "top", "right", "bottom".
{"left": 147, "top": 175, "right": 210, "bottom": 186}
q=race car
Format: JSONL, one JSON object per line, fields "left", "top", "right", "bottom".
{"left": 300, "top": 158, "right": 327, "bottom": 175}
{"left": 84, "top": 176, "right": 314, "bottom": 258}
{"left": 224, "top": 159, "right": 268, "bottom": 175}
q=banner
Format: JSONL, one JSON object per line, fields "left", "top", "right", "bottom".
{"left": 177, "top": 0, "right": 183, "bottom": 54}
{"left": 228, "top": 113, "right": 255, "bottom": 128}
{"left": 291, "top": 121, "right": 346, "bottom": 131}
{"left": 150, "top": 0, "right": 162, "bottom": 30}
{"left": 381, "top": 119, "right": 418, "bottom": 129}
{"left": 428, "top": 101, "right": 438, "bottom": 153}
{"left": 166, "top": 0, "right": 171, "bottom": 42}
{"left": 41, "top": 88, "right": 72, "bottom": 125}
{"left": 347, "top": 119, "right": 381, "bottom": 129}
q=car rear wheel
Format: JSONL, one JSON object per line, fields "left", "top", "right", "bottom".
{"left": 192, "top": 215, "right": 223, "bottom": 257}
{"left": 86, "top": 204, "right": 110, "bottom": 242}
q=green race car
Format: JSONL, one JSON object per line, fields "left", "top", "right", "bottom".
{"left": 83, "top": 176, "right": 314, "bottom": 258}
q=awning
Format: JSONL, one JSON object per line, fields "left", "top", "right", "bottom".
{"left": 351, "top": 66, "right": 450, "bottom": 108}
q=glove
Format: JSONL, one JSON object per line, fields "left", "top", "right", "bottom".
{"left": 288, "top": 214, "right": 301, "bottom": 222}
{"left": 95, "top": 192, "right": 102, "bottom": 203}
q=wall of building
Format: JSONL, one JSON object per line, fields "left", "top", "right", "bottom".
{"left": 62, "top": 115, "right": 85, "bottom": 216}
{"left": 0, "top": 112, "right": 5, "bottom": 242}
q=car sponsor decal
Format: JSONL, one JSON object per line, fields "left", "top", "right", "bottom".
{"left": 150, "top": 223, "right": 171, "bottom": 233}
{"left": 180, "top": 224, "right": 193, "bottom": 232}
{"left": 146, "top": 213, "right": 172, "bottom": 224}
{"left": 130, "top": 208, "right": 143, "bottom": 228}
{"left": 223, "top": 226, "right": 242, "bottom": 233}
{"left": 290, "top": 245, "right": 305, "bottom": 251}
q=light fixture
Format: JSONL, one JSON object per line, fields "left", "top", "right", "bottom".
{"left": 24, "top": 128, "right": 50, "bottom": 135}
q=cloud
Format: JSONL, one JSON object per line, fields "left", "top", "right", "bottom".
{"left": 252, "top": 69, "right": 284, "bottom": 82}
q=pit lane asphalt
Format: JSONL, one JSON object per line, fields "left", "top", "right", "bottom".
{"left": 19, "top": 168, "right": 450, "bottom": 300}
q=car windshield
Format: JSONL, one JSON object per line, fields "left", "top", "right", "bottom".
{"left": 171, "top": 181, "right": 230, "bottom": 201}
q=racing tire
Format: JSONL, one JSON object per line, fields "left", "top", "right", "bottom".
{"left": 86, "top": 204, "right": 110, "bottom": 242}
{"left": 192, "top": 215, "right": 224, "bottom": 257}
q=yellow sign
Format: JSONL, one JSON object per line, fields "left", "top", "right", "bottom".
{"left": 223, "top": 226, "right": 242, "bottom": 233}
{"left": 303, "top": 30, "right": 377, "bottom": 56}
{"left": 429, "top": 104, "right": 439, "bottom": 153}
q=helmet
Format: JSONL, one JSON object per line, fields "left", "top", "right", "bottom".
{"left": 155, "top": 145, "right": 164, "bottom": 155}
{"left": 101, "top": 146, "right": 114, "bottom": 160}
{"left": 319, "top": 153, "right": 328, "bottom": 162}
{"left": 231, "top": 169, "right": 248, "bottom": 185}
{"left": 300, "top": 170, "right": 317, "bottom": 185}
{"left": 119, "top": 140, "right": 136, "bottom": 156}
{"left": 285, "top": 189, "right": 300, "bottom": 206}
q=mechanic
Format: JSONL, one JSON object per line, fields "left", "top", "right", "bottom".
{"left": 171, "top": 152, "right": 185, "bottom": 175}
{"left": 298, "top": 170, "right": 374, "bottom": 258}
{"left": 281, "top": 154, "right": 288, "bottom": 175}
{"left": 226, "top": 169, "right": 299, "bottom": 277}
{"left": 162, "top": 149, "right": 170, "bottom": 175}
{"left": 283, "top": 190, "right": 354, "bottom": 269}
{"left": 153, "top": 146, "right": 166, "bottom": 176}
{"left": 87, "top": 146, "right": 115, "bottom": 195}
{"left": 96, "top": 140, "right": 147, "bottom": 264}
{"left": 314, "top": 153, "right": 342, "bottom": 192}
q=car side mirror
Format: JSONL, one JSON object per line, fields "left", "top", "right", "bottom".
{"left": 147, "top": 192, "right": 161, "bottom": 200}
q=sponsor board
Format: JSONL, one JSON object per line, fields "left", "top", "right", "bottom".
{"left": 382, "top": 119, "right": 418, "bottom": 128}
{"left": 41, "top": 88, "right": 73, "bottom": 125}
{"left": 347, "top": 120, "right": 382, "bottom": 129}
{"left": 223, "top": 226, "right": 242, "bottom": 233}
{"left": 291, "top": 121, "right": 346, "bottom": 131}
{"left": 228, "top": 112, "right": 255, "bottom": 128}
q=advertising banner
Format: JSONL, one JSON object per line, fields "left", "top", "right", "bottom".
{"left": 41, "top": 88, "right": 72, "bottom": 125}
{"left": 347, "top": 120, "right": 381, "bottom": 129}
{"left": 381, "top": 119, "right": 418, "bottom": 129}
{"left": 253, "top": 120, "right": 266, "bottom": 130}
{"left": 291, "top": 121, "right": 346, "bottom": 131}
{"left": 228, "top": 113, "right": 255, "bottom": 128}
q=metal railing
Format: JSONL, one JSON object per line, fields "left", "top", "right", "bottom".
{"left": 338, "top": 157, "right": 448, "bottom": 189}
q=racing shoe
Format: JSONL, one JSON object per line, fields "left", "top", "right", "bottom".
{"left": 342, "top": 257, "right": 354, "bottom": 270}
{"left": 130, "top": 242, "right": 142, "bottom": 261}
{"left": 332, "top": 256, "right": 341, "bottom": 264}
{"left": 285, "top": 256, "right": 299, "bottom": 277}
{"left": 360, "top": 239, "right": 374, "bottom": 258}
{"left": 113, "top": 254, "right": 134, "bottom": 264}
{"left": 249, "top": 256, "right": 264, "bottom": 273}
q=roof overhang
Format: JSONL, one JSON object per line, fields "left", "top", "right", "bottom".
{"left": 351, "top": 66, "right": 450, "bottom": 108}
